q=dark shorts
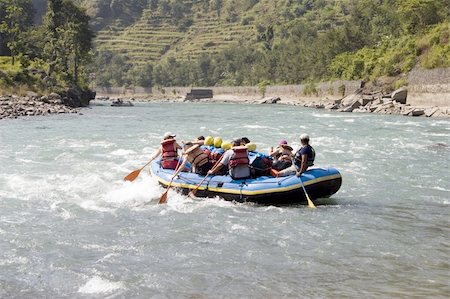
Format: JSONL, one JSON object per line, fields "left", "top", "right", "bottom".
{"left": 272, "top": 159, "right": 292, "bottom": 171}
{"left": 196, "top": 161, "right": 213, "bottom": 176}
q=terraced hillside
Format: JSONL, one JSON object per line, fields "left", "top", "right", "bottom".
{"left": 95, "top": 9, "right": 256, "bottom": 65}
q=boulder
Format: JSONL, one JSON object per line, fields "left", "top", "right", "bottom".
{"left": 411, "top": 108, "right": 425, "bottom": 116}
{"left": 259, "top": 97, "right": 281, "bottom": 104}
{"left": 392, "top": 87, "right": 408, "bottom": 104}
{"left": 341, "top": 90, "right": 363, "bottom": 107}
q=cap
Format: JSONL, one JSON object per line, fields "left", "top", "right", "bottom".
{"left": 279, "top": 139, "right": 288, "bottom": 145}
{"left": 300, "top": 133, "right": 310, "bottom": 141}
{"left": 163, "top": 132, "right": 176, "bottom": 139}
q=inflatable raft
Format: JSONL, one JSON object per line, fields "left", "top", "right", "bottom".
{"left": 150, "top": 160, "right": 342, "bottom": 205}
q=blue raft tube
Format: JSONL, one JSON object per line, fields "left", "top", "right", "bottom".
{"left": 150, "top": 159, "right": 342, "bottom": 205}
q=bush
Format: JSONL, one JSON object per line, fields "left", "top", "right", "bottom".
{"left": 303, "top": 82, "right": 318, "bottom": 96}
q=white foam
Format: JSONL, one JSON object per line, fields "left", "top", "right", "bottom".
{"left": 102, "top": 176, "right": 161, "bottom": 208}
{"left": 78, "top": 276, "right": 124, "bottom": 294}
{"left": 110, "top": 149, "right": 137, "bottom": 156}
{"left": 243, "top": 124, "right": 272, "bottom": 129}
{"left": 231, "top": 224, "right": 247, "bottom": 231}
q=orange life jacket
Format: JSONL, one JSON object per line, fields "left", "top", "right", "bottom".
{"left": 161, "top": 139, "right": 178, "bottom": 169}
{"left": 229, "top": 146, "right": 250, "bottom": 168}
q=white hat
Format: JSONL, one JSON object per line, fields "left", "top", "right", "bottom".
{"left": 300, "top": 133, "right": 310, "bottom": 140}
{"left": 163, "top": 132, "right": 176, "bottom": 139}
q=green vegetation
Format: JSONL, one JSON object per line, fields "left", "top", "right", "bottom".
{"left": 0, "top": 0, "right": 94, "bottom": 94}
{"left": 83, "top": 0, "right": 449, "bottom": 88}
{"left": 1, "top": 0, "right": 449, "bottom": 90}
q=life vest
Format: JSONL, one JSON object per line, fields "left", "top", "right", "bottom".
{"left": 161, "top": 139, "right": 178, "bottom": 169}
{"left": 294, "top": 145, "right": 315, "bottom": 169}
{"left": 185, "top": 145, "right": 209, "bottom": 167}
{"left": 200, "top": 145, "right": 212, "bottom": 156}
{"left": 229, "top": 146, "right": 250, "bottom": 168}
{"left": 229, "top": 146, "right": 250, "bottom": 179}
{"left": 209, "top": 148, "right": 224, "bottom": 165}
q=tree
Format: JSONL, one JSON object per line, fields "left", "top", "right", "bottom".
{"left": 43, "top": 0, "right": 94, "bottom": 86}
{"left": 0, "top": 0, "right": 35, "bottom": 64}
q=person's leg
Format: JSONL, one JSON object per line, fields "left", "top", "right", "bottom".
{"left": 277, "top": 165, "right": 297, "bottom": 177}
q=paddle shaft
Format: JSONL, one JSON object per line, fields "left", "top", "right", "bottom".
{"left": 299, "top": 176, "right": 316, "bottom": 208}
{"left": 159, "top": 158, "right": 182, "bottom": 204}
{"left": 189, "top": 159, "right": 222, "bottom": 196}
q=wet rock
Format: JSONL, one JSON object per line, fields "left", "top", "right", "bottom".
{"left": 259, "top": 96, "right": 281, "bottom": 104}
{"left": 411, "top": 108, "right": 425, "bottom": 116}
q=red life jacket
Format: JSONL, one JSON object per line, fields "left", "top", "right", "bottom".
{"left": 161, "top": 139, "right": 178, "bottom": 169}
{"left": 229, "top": 146, "right": 250, "bottom": 168}
{"left": 209, "top": 149, "right": 223, "bottom": 165}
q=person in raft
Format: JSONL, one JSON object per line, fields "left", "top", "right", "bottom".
{"left": 209, "top": 137, "right": 225, "bottom": 165}
{"left": 171, "top": 142, "right": 213, "bottom": 177}
{"left": 208, "top": 139, "right": 251, "bottom": 180}
{"left": 148, "top": 132, "right": 182, "bottom": 169}
{"left": 194, "top": 136, "right": 205, "bottom": 145}
{"left": 270, "top": 139, "right": 294, "bottom": 171}
{"left": 271, "top": 134, "right": 315, "bottom": 177}
{"left": 241, "top": 137, "right": 251, "bottom": 145}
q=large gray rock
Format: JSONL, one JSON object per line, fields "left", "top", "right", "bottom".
{"left": 392, "top": 87, "right": 408, "bottom": 104}
{"left": 341, "top": 90, "right": 363, "bottom": 107}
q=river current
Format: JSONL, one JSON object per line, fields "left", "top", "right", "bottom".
{"left": 0, "top": 102, "right": 449, "bottom": 298}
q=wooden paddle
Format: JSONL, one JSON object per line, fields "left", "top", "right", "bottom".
{"left": 188, "top": 159, "right": 222, "bottom": 198}
{"left": 188, "top": 174, "right": 210, "bottom": 198}
{"left": 124, "top": 160, "right": 153, "bottom": 182}
{"left": 158, "top": 159, "right": 181, "bottom": 204}
{"left": 299, "top": 175, "right": 316, "bottom": 208}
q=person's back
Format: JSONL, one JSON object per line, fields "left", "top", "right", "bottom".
{"left": 293, "top": 144, "right": 315, "bottom": 169}
{"left": 184, "top": 143, "right": 211, "bottom": 175}
{"left": 160, "top": 137, "right": 179, "bottom": 169}
{"left": 225, "top": 146, "right": 251, "bottom": 179}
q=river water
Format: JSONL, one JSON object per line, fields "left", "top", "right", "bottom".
{"left": 0, "top": 102, "right": 449, "bottom": 298}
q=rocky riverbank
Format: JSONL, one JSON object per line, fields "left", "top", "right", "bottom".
{"left": 96, "top": 86, "right": 450, "bottom": 118}
{"left": 1, "top": 93, "right": 78, "bottom": 119}
{"left": 1, "top": 88, "right": 96, "bottom": 119}
{"left": 300, "top": 87, "right": 450, "bottom": 118}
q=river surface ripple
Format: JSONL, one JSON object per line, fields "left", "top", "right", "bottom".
{"left": 0, "top": 102, "right": 449, "bottom": 298}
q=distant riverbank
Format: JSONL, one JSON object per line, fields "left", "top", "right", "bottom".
{"left": 95, "top": 68, "right": 450, "bottom": 118}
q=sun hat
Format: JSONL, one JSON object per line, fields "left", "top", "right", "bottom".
{"left": 280, "top": 144, "right": 293, "bottom": 151}
{"left": 163, "top": 132, "right": 176, "bottom": 139}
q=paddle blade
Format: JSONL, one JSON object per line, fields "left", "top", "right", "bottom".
{"left": 306, "top": 195, "right": 316, "bottom": 208}
{"left": 124, "top": 169, "right": 141, "bottom": 182}
{"left": 188, "top": 190, "right": 196, "bottom": 198}
{"left": 159, "top": 190, "right": 169, "bottom": 204}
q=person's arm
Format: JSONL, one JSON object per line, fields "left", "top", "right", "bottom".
{"left": 296, "top": 154, "right": 308, "bottom": 176}
{"left": 269, "top": 147, "right": 280, "bottom": 158}
{"left": 148, "top": 147, "right": 162, "bottom": 162}
{"left": 208, "top": 154, "right": 227, "bottom": 175}
{"left": 171, "top": 155, "right": 188, "bottom": 179}
{"left": 174, "top": 142, "right": 182, "bottom": 150}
